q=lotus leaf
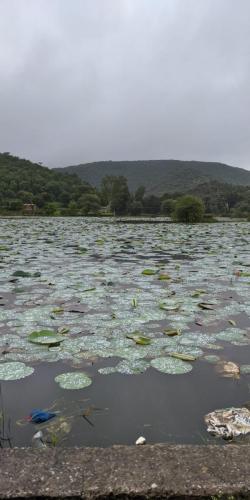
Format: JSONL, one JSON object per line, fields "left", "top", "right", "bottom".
{"left": 55, "top": 371, "right": 92, "bottom": 389}
{"left": 0, "top": 362, "right": 34, "bottom": 380}
{"left": 204, "top": 355, "right": 220, "bottom": 364}
{"left": 198, "top": 303, "right": 214, "bottom": 310}
{"left": 126, "top": 334, "right": 151, "bottom": 345}
{"left": 28, "top": 330, "right": 65, "bottom": 345}
{"left": 163, "top": 328, "right": 181, "bottom": 336}
{"left": 240, "top": 365, "right": 250, "bottom": 374}
{"left": 141, "top": 269, "right": 157, "bottom": 276}
{"left": 151, "top": 357, "right": 193, "bottom": 374}
{"left": 170, "top": 352, "right": 196, "bottom": 361}
{"left": 159, "top": 303, "right": 180, "bottom": 312}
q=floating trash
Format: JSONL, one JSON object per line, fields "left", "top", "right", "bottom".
{"left": 135, "top": 436, "right": 146, "bottom": 445}
{"left": 29, "top": 409, "right": 56, "bottom": 423}
{"left": 32, "top": 430, "right": 46, "bottom": 448}
{"left": 216, "top": 361, "right": 240, "bottom": 378}
{"left": 205, "top": 407, "right": 250, "bottom": 439}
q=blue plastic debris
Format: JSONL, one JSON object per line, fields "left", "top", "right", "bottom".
{"left": 29, "top": 409, "right": 56, "bottom": 423}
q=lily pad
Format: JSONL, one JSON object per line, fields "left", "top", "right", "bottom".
{"left": 100, "top": 359, "right": 150, "bottom": 375}
{"left": 151, "top": 357, "right": 193, "bottom": 374}
{"left": 55, "top": 372, "right": 92, "bottom": 390}
{"left": 159, "top": 303, "right": 180, "bottom": 312}
{"left": 28, "top": 330, "right": 65, "bottom": 345}
{"left": 12, "top": 270, "right": 32, "bottom": 278}
{"left": 170, "top": 352, "right": 196, "bottom": 361}
{"left": 198, "top": 302, "right": 214, "bottom": 310}
{"left": 240, "top": 365, "right": 250, "bottom": 374}
{"left": 163, "top": 328, "right": 181, "bottom": 336}
{"left": 0, "top": 362, "right": 34, "bottom": 380}
{"left": 98, "top": 367, "right": 117, "bottom": 375}
{"left": 204, "top": 355, "right": 220, "bottom": 364}
{"left": 126, "top": 334, "right": 152, "bottom": 345}
{"left": 141, "top": 269, "right": 157, "bottom": 276}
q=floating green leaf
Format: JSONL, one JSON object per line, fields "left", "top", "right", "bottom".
{"left": 131, "top": 298, "right": 138, "bottom": 308}
{"left": 12, "top": 270, "right": 41, "bottom": 278}
{"left": 57, "top": 326, "right": 70, "bottom": 335}
{"left": 55, "top": 371, "right": 92, "bottom": 389}
{"left": 160, "top": 303, "right": 180, "bottom": 312}
{"left": 204, "top": 355, "right": 220, "bottom": 364}
{"left": 198, "top": 302, "right": 214, "bottom": 310}
{"left": 141, "top": 269, "right": 157, "bottom": 276}
{"left": 12, "top": 270, "right": 32, "bottom": 278}
{"left": 52, "top": 307, "right": 64, "bottom": 314}
{"left": 126, "top": 333, "right": 152, "bottom": 345}
{"left": 191, "top": 289, "right": 206, "bottom": 298}
{"left": 170, "top": 352, "right": 196, "bottom": 361}
{"left": 240, "top": 365, "right": 250, "bottom": 374}
{"left": 99, "top": 359, "right": 150, "bottom": 375}
{"left": 158, "top": 274, "right": 171, "bottom": 280}
{"left": 151, "top": 357, "right": 193, "bottom": 374}
{"left": 28, "top": 330, "right": 65, "bottom": 345}
{"left": 163, "top": 328, "right": 181, "bottom": 336}
{"left": 98, "top": 367, "right": 117, "bottom": 375}
{"left": 0, "top": 362, "right": 34, "bottom": 380}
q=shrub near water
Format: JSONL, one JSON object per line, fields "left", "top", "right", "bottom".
{"left": 174, "top": 195, "right": 205, "bottom": 223}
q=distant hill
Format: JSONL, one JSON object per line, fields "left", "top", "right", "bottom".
{"left": 55, "top": 160, "right": 250, "bottom": 194}
{"left": 0, "top": 152, "right": 94, "bottom": 210}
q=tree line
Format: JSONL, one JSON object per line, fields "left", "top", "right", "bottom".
{"left": 0, "top": 153, "right": 249, "bottom": 221}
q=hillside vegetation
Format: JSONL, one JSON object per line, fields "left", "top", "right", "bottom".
{"left": 0, "top": 152, "right": 98, "bottom": 214}
{"left": 55, "top": 159, "right": 250, "bottom": 194}
{"left": 0, "top": 153, "right": 249, "bottom": 219}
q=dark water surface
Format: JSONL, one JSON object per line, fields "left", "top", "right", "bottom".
{"left": 2, "top": 346, "right": 250, "bottom": 447}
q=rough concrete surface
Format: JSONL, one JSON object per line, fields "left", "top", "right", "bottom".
{"left": 0, "top": 444, "right": 249, "bottom": 499}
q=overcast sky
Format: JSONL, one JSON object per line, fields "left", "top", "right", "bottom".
{"left": 0, "top": 0, "right": 249, "bottom": 169}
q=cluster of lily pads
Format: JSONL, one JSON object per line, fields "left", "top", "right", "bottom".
{"left": 0, "top": 218, "right": 249, "bottom": 388}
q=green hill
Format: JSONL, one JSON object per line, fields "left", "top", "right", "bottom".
{"left": 0, "top": 152, "right": 95, "bottom": 212}
{"left": 55, "top": 159, "right": 250, "bottom": 194}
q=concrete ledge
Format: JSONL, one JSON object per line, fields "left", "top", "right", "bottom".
{"left": 0, "top": 445, "right": 249, "bottom": 499}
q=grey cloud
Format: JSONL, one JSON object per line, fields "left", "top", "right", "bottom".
{"left": 0, "top": 0, "right": 249, "bottom": 169}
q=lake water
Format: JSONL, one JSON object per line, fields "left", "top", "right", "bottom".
{"left": 0, "top": 218, "right": 249, "bottom": 447}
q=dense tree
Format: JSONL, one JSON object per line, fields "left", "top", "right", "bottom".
{"left": 78, "top": 193, "right": 101, "bottom": 215}
{"left": 66, "top": 200, "right": 78, "bottom": 216}
{"left": 174, "top": 195, "right": 205, "bottom": 223}
{"left": 143, "top": 195, "right": 161, "bottom": 215}
{"left": 161, "top": 199, "right": 175, "bottom": 216}
{"left": 43, "top": 202, "right": 61, "bottom": 216}
{"left": 134, "top": 185, "right": 145, "bottom": 202}
{"left": 129, "top": 200, "right": 143, "bottom": 215}
{"left": 100, "top": 175, "right": 116, "bottom": 205}
{"left": 107, "top": 176, "right": 130, "bottom": 215}
{"left": 0, "top": 153, "right": 98, "bottom": 214}
{"left": 8, "top": 199, "right": 23, "bottom": 211}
